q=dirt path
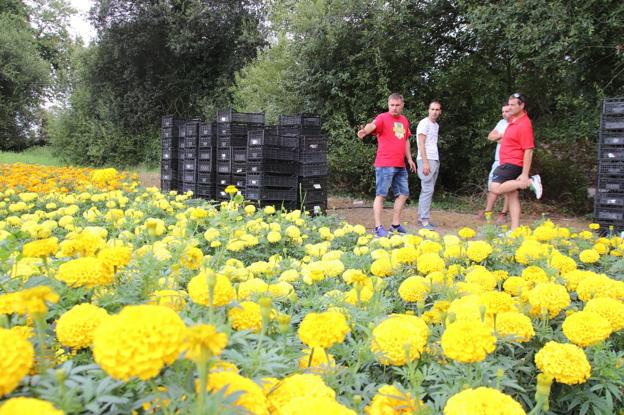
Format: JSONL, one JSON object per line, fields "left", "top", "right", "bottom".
{"left": 140, "top": 172, "right": 590, "bottom": 234}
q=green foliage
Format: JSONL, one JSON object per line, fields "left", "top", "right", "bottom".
{"left": 0, "top": 146, "right": 62, "bottom": 166}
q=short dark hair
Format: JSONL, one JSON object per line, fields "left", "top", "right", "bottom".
{"left": 388, "top": 93, "right": 404, "bottom": 102}
{"left": 428, "top": 100, "right": 442, "bottom": 109}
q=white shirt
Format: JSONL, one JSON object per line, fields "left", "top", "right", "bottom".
{"left": 493, "top": 119, "right": 509, "bottom": 162}
{"left": 416, "top": 117, "right": 439, "bottom": 161}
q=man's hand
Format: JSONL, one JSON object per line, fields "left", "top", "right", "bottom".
{"left": 422, "top": 161, "right": 430, "bottom": 176}
{"left": 516, "top": 174, "right": 530, "bottom": 189}
{"left": 357, "top": 128, "right": 367, "bottom": 139}
{"left": 408, "top": 159, "right": 416, "bottom": 173}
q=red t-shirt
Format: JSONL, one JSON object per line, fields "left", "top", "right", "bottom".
{"left": 372, "top": 112, "right": 411, "bottom": 167}
{"left": 500, "top": 112, "right": 534, "bottom": 167}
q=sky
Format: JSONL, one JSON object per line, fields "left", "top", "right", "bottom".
{"left": 68, "top": 0, "right": 95, "bottom": 43}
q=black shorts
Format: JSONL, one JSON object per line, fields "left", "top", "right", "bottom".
{"left": 491, "top": 163, "right": 522, "bottom": 184}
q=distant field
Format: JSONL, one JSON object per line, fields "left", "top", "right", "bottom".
{"left": 0, "top": 146, "right": 65, "bottom": 166}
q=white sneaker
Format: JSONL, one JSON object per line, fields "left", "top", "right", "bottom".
{"left": 530, "top": 174, "right": 543, "bottom": 200}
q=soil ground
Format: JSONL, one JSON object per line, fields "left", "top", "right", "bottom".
{"left": 138, "top": 172, "right": 591, "bottom": 234}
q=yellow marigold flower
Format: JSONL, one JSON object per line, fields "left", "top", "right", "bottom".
{"left": 266, "top": 374, "right": 335, "bottom": 414}
{"left": 22, "top": 237, "right": 58, "bottom": 258}
{"left": 443, "top": 387, "right": 526, "bottom": 415}
{"left": 589, "top": 223, "right": 600, "bottom": 230}
{"left": 180, "top": 246, "right": 203, "bottom": 270}
{"left": 9, "top": 325, "right": 33, "bottom": 341}
{"left": 56, "top": 257, "right": 114, "bottom": 288}
{"left": 298, "top": 310, "right": 350, "bottom": 349}
{"left": 280, "top": 396, "right": 355, "bottom": 415}
{"left": 495, "top": 311, "right": 535, "bottom": 342}
{"left": 515, "top": 239, "right": 548, "bottom": 265}
{"left": 394, "top": 246, "right": 418, "bottom": 265}
{"left": 228, "top": 301, "right": 263, "bottom": 333}
{"left": 97, "top": 246, "right": 132, "bottom": 269}
{"left": 371, "top": 256, "right": 393, "bottom": 277}
{"left": 422, "top": 300, "right": 451, "bottom": 325}
{"left": 446, "top": 295, "right": 484, "bottom": 324}
{"left": 188, "top": 271, "right": 235, "bottom": 307}
{"left": 458, "top": 227, "right": 476, "bottom": 239}
{"left": 549, "top": 252, "right": 577, "bottom": 275}
{"left": 534, "top": 341, "right": 591, "bottom": 385}
{"left": 224, "top": 184, "right": 238, "bottom": 195}
{"left": 298, "top": 348, "right": 336, "bottom": 372}
{"left": 562, "top": 310, "right": 612, "bottom": 347}
{"left": 528, "top": 282, "right": 570, "bottom": 318}
{"left": 205, "top": 371, "right": 269, "bottom": 415}
{"left": 503, "top": 276, "right": 530, "bottom": 296}
{"left": 322, "top": 259, "right": 345, "bottom": 277}
{"left": 444, "top": 244, "right": 463, "bottom": 260}
{"left": 0, "top": 328, "right": 34, "bottom": 395}
{"left": 279, "top": 269, "right": 299, "bottom": 282}
{"left": 576, "top": 274, "right": 621, "bottom": 302}
{"left": 93, "top": 305, "right": 186, "bottom": 381}
{"left": 466, "top": 240, "right": 493, "bottom": 262}
{"left": 345, "top": 286, "right": 374, "bottom": 305}
{"left": 203, "top": 227, "right": 219, "bottom": 241}
{"left": 464, "top": 266, "right": 497, "bottom": 291}
{"left": 579, "top": 249, "right": 600, "bottom": 264}
{"left": 479, "top": 291, "right": 515, "bottom": 317}
{"left": 0, "top": 285, "right": 59, "bottom": 316}
{"left": 244, "top": 204, "right": 256, "bottom": 215}
{"left": 593, "top": 242, "right": 608, "bottom": 255}
{"left": 238, "top": 278, "right": 269, "bottom": 300}
{"left": 533, "top": 224, "right": 557, "bottom": 242}
{"left": 398, "top": 276, "right": 430, "bottom": 303}
{"left": 371, "top": 314, "right": 428, "bottom": 366}
{"left": 584, "top": 297, "right": 624, "bottom": 331}
{"left": 267, "top": 230, "right": 282, "bottom": 243}
{"left": 441, "top": 320, "right": 496, "bottom": 363}
{"left": 184, "top": 324, "right": 227, "bottom": 363}
{"left": 268, "top": 281, "right": 294, "bottom": 299}
{"left": 0, "top": 397, "right": 63, "bottom": 415}
{"left": 55, "top": 303, "right": 109, "bottom": 349}
{"left": 365, "top": 384, "right": 423, "bottom": 415}
{"left": 417, "top": 252, "right": 445, "bottom": 274}
{"left": 149, "top": 289, "right": 187, "bottom": 312}
{"left": 521, "top": 265, "right": 549, "bottom": 284}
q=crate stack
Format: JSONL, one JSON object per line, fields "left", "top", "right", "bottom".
{"left": 245, "top": 128, "right": 299, "bottom": 206}
{"left": 215, "top": 109, "right": 265, "bottom": 199}
{"left": 279, "top": 114, "right": 328, "bottom": 214}
{"left": 196, "top": 122, "right": 217, "bottom": 199}
{"left": 594, "top": 98, "right": 624, "bottom": 233}
{"left": 180, "top": 119, "right": 201, "bottom": 194}
{"left": 160, "top": 115, "right": 183, "bottom": 191}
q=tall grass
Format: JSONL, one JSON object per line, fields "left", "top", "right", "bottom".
{"left": 0, "top": 146, "right": 64, "bottom": 167}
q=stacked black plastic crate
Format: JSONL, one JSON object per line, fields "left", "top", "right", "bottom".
{"left": 196, "top": 122, "right": 216, "bottom": 199}
{"left": 161, "top": 115, "right": 182, "bottom": 191}
{"left": 594, "top": 98, "right": 624, "bottom": 232}
{"left": 279, "top": 114, "right": 328, "bottom": 214}
{"left": 180, "top": 119, "right": 201, "bottom": 194}
{"left": 215, "top": 109, "right": 265, "bottom": 199}
{"left": 245, "top": 128, "right": 299, "bottom": 207}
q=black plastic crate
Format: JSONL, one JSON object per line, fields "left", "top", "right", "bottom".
{"left": 300, "top": 201, "right": 327, "bottom": 216}
{"left": 278, "top": 113, "right": 321, "bottom": 127}
{"left": 247, "top": 146, "right": 298, "bottom": 162}
{"left": 218, "top": 108, "right": 265, "bottom": 124}
{"left": 299, "top": 135, "right": 327, "bottom": 150}
{"left": 299, "top": 162, "right": 328, "bottom": 177}
{"left": 198, "top": 160, "right": 214, "bottom": 173}
{"left": 248, "top": 129, "right": 299, "bottom": 148}
{"left": 247, "top": 173, "right": 298, "bottom": 188}
{"left": 198, "top": 147, "right": 214, "bottom": 161}
{"left": 161, "top": 159, "right": 177, "bottom": 170}
{"left": 196, "top": 185, "right": 215, "bottom": 198}
{"left": 232, "top": 161, "right": 247, "bottom": 175}
{"left": 594, "top": 207, "right": 624, "bottom": 222}
{"left": 599, "top": 146, "right": 624, "bottom": 161}
{"left": 182, "top": 171, "right": 197, "bottom": 183}
{"left": 217, "top": 135, "right": 247, "bottom": 147}
{"left": 600, "top": 133, "right": 624, "bottom": 146}
{"left": 595, "top": 193, "right": 624, "bottom": 208}
{"left": 182, "top": 149, "right": 197, "bottom": 160}
{"left": 298, "top": 188, "right": 327, "bottom": 204}
{"left": 184, "top": 136, "right": 198, "bottom": 149}
{"left": 185, "top": 120, "right": 201, "bottom": 137}
{"left": 199, "top": 136, "right": 216, "bottom": 148}
{"left": 162, "top": 115, "right": 175, "bottom": 128}
{"left": 248, "top": 160, "right": 298, "bottom": 176}
{"left": 161, "top": 179, "right": 178, "bottom": 192}
{"left": 200, "top": 122, "right": 215, "bottom": 136}
{"left": 246, "top": 187, "right": 297, "bottom": 201}
{"left": 299, "top": 151, "right": 327, "bottom": 163}
{"left": 217, "top": 123, "right": 262, "bottom": 137}
{"left": 178, "top": 139, "right": 186, "bottom": 151}
{"left": 299, "top": 176, "right": 328, "bottom": 191}
{"left": 179, "top": 125, "right": 187, "bottom": 138}
{"left": 181, "top": 182, "right": 196, "bottom": 194}
{"left": 601, "top": 116, "right": 624, "bottom": 131}
{"left": 183, "top": 159, "right": 197, "bottom": 171}
{"left": 599, "top": 161, "right": 624, "bottom": 176}
{"left": 597, "top": 176, "right": 624, "bottom": 192}
{"left": 162, "top": 148, "right": 178, "bottom": 160}
{"left": 217, "top": 148, "right": 231, "bottom": 162}
{"left": 603, "top": 99, "right": 624, "bottom": 116}
{"left": 161, "top": 137, "right": 178, "bottom": 149}
{"left": 232, "top": 147, "right": 247, "bottom": 162}
{"left": 160, "top": 127, "right": 179, "bottom": 139}
{"left": 177, "top": 160, "right": 185, "bottom": 172}
{"left": 197, "top": 173, "right": 215, "bottom": 185}
{"left": 232, "top": 174, "right": 246, "bottom": 189}
{"left": 217, "top": 161, "right": 231, "bottom": 174}
{"left": 160, "top": 168, "right": 177, "bottom": 181}
{"left": 216, "top": 175, "right": 231, "bottom": 186}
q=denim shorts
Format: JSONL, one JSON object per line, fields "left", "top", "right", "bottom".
{"left": 375, "top": 167, "right": 409, "bottom": 197}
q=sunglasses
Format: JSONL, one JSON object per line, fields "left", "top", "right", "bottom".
{"left": 511, "top": 92, "right": 526, "bottom": 103}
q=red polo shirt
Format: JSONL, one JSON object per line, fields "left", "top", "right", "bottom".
{"left": 500, "top": 112, "right": 534, "bottom": 167}
{"left": 372, "top": 112, "right": 411, "bottom": 167}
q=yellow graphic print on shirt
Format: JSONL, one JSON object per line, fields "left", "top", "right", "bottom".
{"left": 393, "top": 122, "right": 406, "bottom": 140}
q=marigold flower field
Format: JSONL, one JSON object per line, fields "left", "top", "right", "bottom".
{"left": 0, "top": 163, "right": 623, "bottom": 415}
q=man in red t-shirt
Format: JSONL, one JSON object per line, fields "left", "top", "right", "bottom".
{"left": 357, "top": 93, "right": 417, "bottom": 237}
{"left": 489, "top": 92, "right": 543, "bottom": 230}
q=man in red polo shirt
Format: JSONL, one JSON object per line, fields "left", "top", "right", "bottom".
{"left": 489, "top": 92, "right": 543, "bottom": 230}
{"left": 357, "top": 93, "right": 417, "bottom": 237}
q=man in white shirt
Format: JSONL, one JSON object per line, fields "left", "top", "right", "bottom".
{"left": 480, "top": 104, "right": 511, "bottom": 224}
{"left": 416, "top": 100, "right": 442, "bottom": 229}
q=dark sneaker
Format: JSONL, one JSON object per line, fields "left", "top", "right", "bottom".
{"left": 418, "top": 220, "right": 437, "bottom": 228}
{"left": 529, "top": 174, "right": 543, "bottom": 199}
{"left": 391, "top": 224, "right": 408, "bottom": 234}
{"left": 374, "top": 225, "right": 388, "bottom": 238}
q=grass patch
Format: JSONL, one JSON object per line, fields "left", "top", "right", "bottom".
{"left": 0, "top": 146, "right": 65, "bottom": 167}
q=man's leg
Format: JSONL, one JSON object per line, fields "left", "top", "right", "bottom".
{"left": 493, "top": 178, "right": 529, "bottom": 195}
{"left": 417, "top": 159, "right": 438, "bottom": 222}
{"left": 373, "top": 195, "right": 385, "bottom": 228}
{"left": 484, "top": 192, "right": 499, "bottom": 213}
{"left": 507, "top": 190, "right": 521, "bottom": 229}
{"left": 374, "top": 167, "right": 392, "bottom": 229}
{"left": 392, "top": 195, "right": 408, "bottom": 225}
